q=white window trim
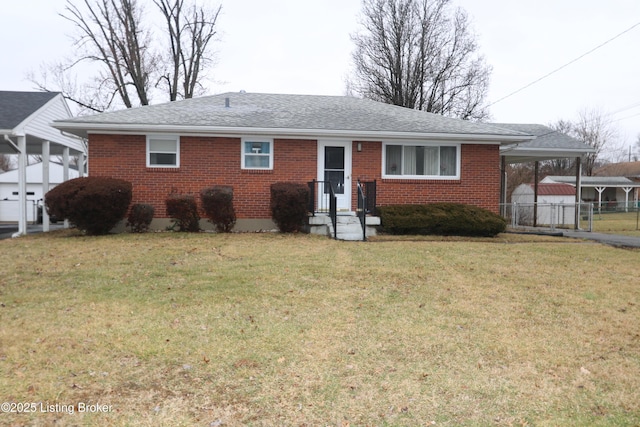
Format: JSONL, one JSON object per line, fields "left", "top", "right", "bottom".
{"left": 146, "top": 135, "right": 180, "bottom": 168}
{"left": 241, "top": 137, "right": 274, "bottom": 170}
{"left": 381, "top": 141, "right": 461, "bottom": 180}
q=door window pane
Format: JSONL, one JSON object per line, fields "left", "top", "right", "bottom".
{"left": 324, "top": 171, "right": 345, "bottom": 194}
{"left": 325, "top": 147, "right": 344, "bottom": 170}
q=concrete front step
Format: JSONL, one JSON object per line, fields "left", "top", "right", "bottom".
{"left": 309, "top": 214, "right": 379, "bottom": 241}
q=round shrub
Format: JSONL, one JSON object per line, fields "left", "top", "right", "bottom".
{"left": 378, "top": 203, "right": 506, "bottom": 237}
{"left": 270, "top": 182, "right": 310, "bottom": 233}
{"left": 165, "top": 194, "right": 200, "bottom": 232}
{"left": 200, "top": 185, "right": 236, "bottom": 232}
{"left": 45, "top": 176, "right": 132, "bottom": 235}
{"left": 127, "top": 203, "right": 155, "bottom": 233}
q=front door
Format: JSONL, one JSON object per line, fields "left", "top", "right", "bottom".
{"left": 318, "top": 141, "right": 352, "bottom": 211}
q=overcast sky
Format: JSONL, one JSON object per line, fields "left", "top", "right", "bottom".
{"left": 2, "top": 0, "right": 639, "bottom": 155}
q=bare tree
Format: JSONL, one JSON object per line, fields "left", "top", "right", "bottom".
{"left": 31, "top": 0, "right": 221, "bottom": 113}
{"left": 58, "top": 0, "right": 155, "bottom": 111}
{"left": 154, "top": 0, "right": 221, "bottom": 100}
{"left": 350, "top": 0, "right": 491, "bottom": 120}
{"left": 543, "top": 119, "right": 577, "bottom": 175}
{"left": 573, "top": 108, "right": 618, "bottom": 175}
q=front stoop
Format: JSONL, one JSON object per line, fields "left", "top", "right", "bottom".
{"left": 309, "top": 214, "right": 380, "bottom": 241}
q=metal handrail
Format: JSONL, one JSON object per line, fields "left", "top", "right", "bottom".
{"left": 357, "top": 181, "right": 367, "bottom": 241}
{"left": 329, "top": 184, "right": 337, "bottom": 240}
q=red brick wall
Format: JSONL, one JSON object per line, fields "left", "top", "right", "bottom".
{"left": 88, "top": 134, "right": 317, "bottom": 219}
{"left": 88, "top": 134, "right": 501, "bottom": 218}
{"left": 351, "top": 141, "right": 501, "bottom": 213}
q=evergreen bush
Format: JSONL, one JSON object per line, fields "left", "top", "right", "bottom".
{"left": 378, "top": 203, "right": 506, "bottom": 237}
{"left": 200, "top": 185, "right": 236, "bottom": 232}
{"left": 165, "top": 194, "right": 200, "bottom": 232}
{"left": 270, "top": 182, "right": 310, "bottom": 233}
{"left": 45, "top": 176, "right": 132, "bottom": 235}
{"left": 127, "top": 203, "right": 155, "bottom": 233}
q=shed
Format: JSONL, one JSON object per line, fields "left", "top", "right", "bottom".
{"left": 0, "top": 162, "right": 80, "bottom": 222}
{"left": 542, "top": 175, "right": 640, "bottom": 211}
{"left": 512, "top": 182, "right": 576, "bottom": 226}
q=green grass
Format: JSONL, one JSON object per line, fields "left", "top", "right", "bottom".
{"left": 1, "top": 230, "right": 639, "bottom": 426}
{"left": 591, "top": 211, "right": 640, "bottom": 237}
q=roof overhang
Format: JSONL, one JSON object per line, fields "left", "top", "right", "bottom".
{"left": 500, "top": 146, "right": 596, "bottom": 164}
{"left": 1, "top": 130, "right": 85, "bottom": 156}
{"left": 53, "top": 122, "right": 535, "bottom": 145}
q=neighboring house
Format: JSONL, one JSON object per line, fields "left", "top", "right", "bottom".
{"left": 595, "top": 161, "right": 640, "bottom": 181}
{"left": 542, "top": 175, "right": 640, "bottom": 210}
{"left": 594, "top": 161, "right": 640, "bottom": 203}
{"left": 52, "top": 92, "right": 592, "bottom": 233}
{"left": 0, "top": 91, "right": 86, "bottom": 234}
{"left": 511, "top": 182, "right": 576, "bottom": 227}
{"left": 0, "top": 162, "right": 80, "bottom": 222}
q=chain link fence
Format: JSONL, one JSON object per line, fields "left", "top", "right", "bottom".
{"left": 501, "top": 202, "right": 594, "bottom": 232}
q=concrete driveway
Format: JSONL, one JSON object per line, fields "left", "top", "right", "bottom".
{"left": 0, "top": 223, "right": 65, "bottom": 240}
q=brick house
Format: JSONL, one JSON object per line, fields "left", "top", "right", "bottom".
{"left": 54, "top": 92, "right": 537, "bottom": 232}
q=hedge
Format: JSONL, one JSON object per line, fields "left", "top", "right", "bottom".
{"left": 200, "top": 185, "right": 236, "bottom": 232}
{"left": 270, "top": 182, "right": 310, "bottom": 233}
{"left": 127, "top": 203, "right": 155, "bottom": 233}
{"left": 45, "top": 176, "right": 132, "bottom": 235}
{"left": 378, "top": 203, "right": 506, "bottom": 237}
{"left": 166, "top": 194, "right": 200, "bottom": 232}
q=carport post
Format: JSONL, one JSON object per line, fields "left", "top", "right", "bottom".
{"left": 17, "top": 135, "right": 27, "bottom": 236}
{"left": 533, "top": 161, "right": 539, "bottom": 227}
{"left": 42, "top": 140, "right": 50, "bottom": 232}
{"left": 63, "top": 147, "right": 70, "bottom": 229}
{"left": 575, "top": 157, "right": 582, "bottom": 230}
{"left": 78, "top": 151, "right": 85, "bottom": 177}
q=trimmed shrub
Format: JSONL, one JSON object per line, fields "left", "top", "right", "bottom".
{"left": 200, "top": 185, "right": 236, "bottom": 233}
{"left": 45, "top": 176, "right": 132, "bottom": 235}
{"left": 127, "top": 203, "right": 155, "bottom": 233}
{"left": 270, "top": 182, "right": 310, "bottom": 233}
{"left": 378, "top": 203, "right": 506, "bottom": 237}
{"left": 165, "top": 194, "right": 200, "bottom": 232}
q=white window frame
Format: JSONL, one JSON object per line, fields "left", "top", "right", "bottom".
{"left": 382, "top": 142, "right": 460, "bottom": 180}
{"left": 241, "top": 137, "right": 274, "bottom": 170}
{"left": 147, "top": 135, "right": 180, "bottom": 168}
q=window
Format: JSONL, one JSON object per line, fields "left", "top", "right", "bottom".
{"left": 242, "top": 138, "right": 273, "bottom": 170}
{"left": 383, "top": 143, "right": 459, "bottom": 178}
{"left": 147, "top": 136, "right": 179, "bottom": 167}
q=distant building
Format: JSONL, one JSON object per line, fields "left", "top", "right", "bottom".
{"left": 0, "top": 162, "right": 79, "bottom": 222}
{"left": 511, "top": 182, "right": 576, "bottom": 226}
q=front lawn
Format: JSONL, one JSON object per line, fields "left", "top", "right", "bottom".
{"left": 592, "top": 211, "right": 640, "bottom": 237}
{"left": 1, "top": 231, "right": 638, "bottom": 426}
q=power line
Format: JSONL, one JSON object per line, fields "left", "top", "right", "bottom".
{"left": 488, "top": 21, "right": 640, "bottom": 108}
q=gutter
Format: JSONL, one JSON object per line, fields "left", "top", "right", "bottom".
{"left": 52, "top": 122, "right": 536, "bottom": 145}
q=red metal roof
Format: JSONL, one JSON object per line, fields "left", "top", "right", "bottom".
{"left": 528, "top": 183, "right": 576, "bottom": 196}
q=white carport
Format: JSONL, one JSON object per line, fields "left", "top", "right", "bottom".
{"left": 0, "top": 91, "right": 86, "bottom": 236}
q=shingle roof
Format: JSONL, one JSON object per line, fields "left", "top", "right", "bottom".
{"left": 0, "top": 91, "right": 59, "bottom": 130}
{"left": 594, "top": 161, "right": 640, "bottom": 178}
{"left": 492, "top": 123, "right": 590, "bottom": 151}
{"left": 54, "top": 92, "right": 530, "bottom": 139}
